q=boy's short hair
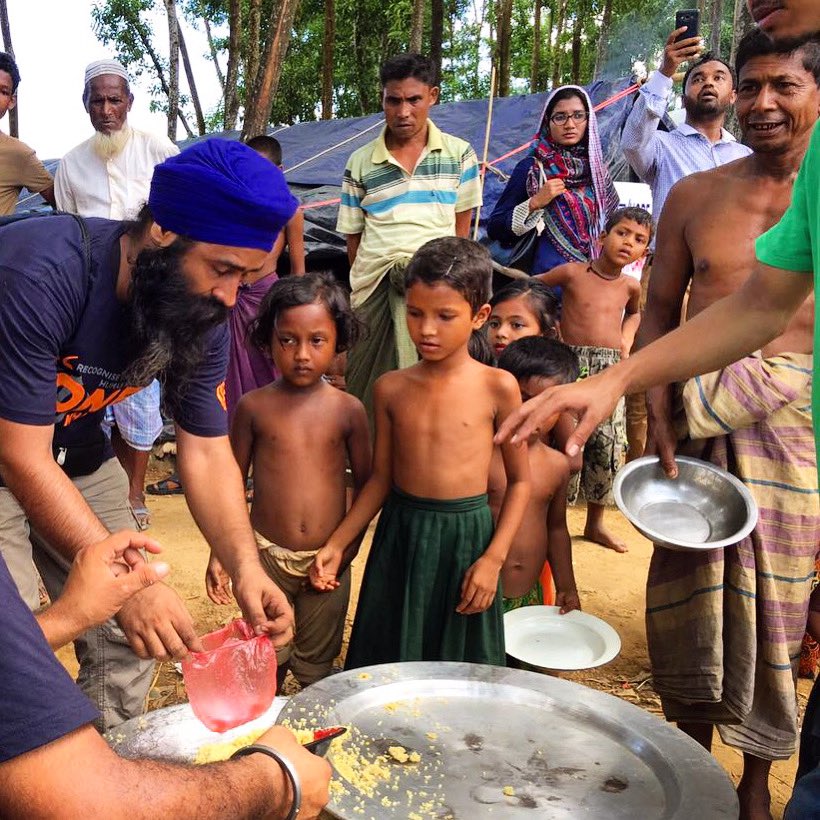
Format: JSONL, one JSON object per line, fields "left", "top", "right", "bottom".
{"left": 605, "top": 206, "right": 654, "bottom": 242}
{"left": 489, "top": 279, "right": 560, "bottom": 337}
{"left": 380, "top": 53, "right": 437, "bottom": 88}
{"left": 497, "top": 336, "right": 580, "bottom": 385}
{"left": 735, "top": 28, "right": 820, "bottom": 86}
{"left": 404, "top": 236, "right": 491, "bottom": 313}
{"left": 245, "top": 134, "right": 283, "bottom": 166}
{"left": 0, "top": 52, "right": 20, "bottom": 93}
{"left": 251, "top": 272, "right": 362, "bottom": 355}
{"left": 683, "top": 52, "right": 737, "bottom": 91}
{"left": 468, "top": 329, "right": 495, "bottom": 365}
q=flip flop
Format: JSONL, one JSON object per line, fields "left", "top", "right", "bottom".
{"left": 146, "top": 475, "right": 184, "bottom": 495}
{"left": 132, "top": 505, "right": 151, "bottom": 531}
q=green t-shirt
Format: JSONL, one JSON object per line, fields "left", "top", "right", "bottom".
{"left": 755, "top": 121, "right": 819, "bottom": 458}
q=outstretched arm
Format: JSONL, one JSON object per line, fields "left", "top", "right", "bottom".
{"left": 495, "top": 262, "right": 812, "bottom": 452}
{"left": 546, "top": 471, "right": 579, "bottom": 614}
{"left": 0, "top": 723, "right": 330, "bottom": 820}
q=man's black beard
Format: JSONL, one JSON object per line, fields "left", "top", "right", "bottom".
{"left": 122, "top": 242, "right": 228, "bottom": 418}
{"left": 684, "top": 96, "right": 731, "bottom": 120}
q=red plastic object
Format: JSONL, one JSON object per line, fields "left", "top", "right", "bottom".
{"left": 182, "top": 619, "right": 277, "bottom": 732}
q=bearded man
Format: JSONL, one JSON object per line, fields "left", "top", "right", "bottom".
{"left": 55, "top": 59, "right": 180, "bottom": 529}
{"left": 0, "top": 139, "right": 296, "bottom": 730}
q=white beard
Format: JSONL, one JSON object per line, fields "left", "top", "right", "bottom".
{"left": 91, "top": 125, "right": 132, "bottom": 161}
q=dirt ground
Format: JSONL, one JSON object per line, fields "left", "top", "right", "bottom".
{"left": 58, "top": 480, "right": 812, "bottom": 817}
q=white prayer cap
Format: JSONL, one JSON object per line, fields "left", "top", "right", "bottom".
{"left": 84, "top": 59, "right": 130, "bottom": 86}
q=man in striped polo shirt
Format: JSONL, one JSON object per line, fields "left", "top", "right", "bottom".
{"left": 337, "top": 53, "right": 482, "bottom": 422}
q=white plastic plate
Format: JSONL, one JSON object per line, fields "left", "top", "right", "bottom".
{"left": 504, "top": 605, "right": 621, "bottom": 670}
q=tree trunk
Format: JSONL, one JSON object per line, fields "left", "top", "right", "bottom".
{"left": 729, "top": 0, "right": 753, "bottom": 66}
{"left": 246, "top": 0, "right": 262, "bottom": 97}
{"left": 530, "top": 0, "right": 541, "bottom": 92}
{"left": 178, "top": 27, "right": 206, "bottom": 135}
{"left": 709, "top": 0, "right": 723, "bottom": 53}
{"left": 551, "top": 0, "right": 566, "bottom": 88}
{"left": 593, "top": 0, "right": 612, "bottom": 79}
{"left": 203, "top": 15, "right": 225, "bottom": 92}
{"left": 496, "top": 0, "right": 514, "bottom": 96}
{"left": 409, "top": 0, "right": 425, "bottom": 51}
{"left": 224, "top": 0, "right": 241, "bottom": 130}
{"left": 242, "top": 0, "right": 302, "bottom": 139}
{"left": 163, "top": 0, "right": 180, "bottom": 141}
{"left": 321, "top": 0, "right": 335, "bottom": 118}
{"left": 430, "top": 0, "right": 443, "bottom": 86}
{"left": 0, "top": 0, "right": 18, "bottom": 137}
{"left": 570, "top": 0, "right": 584, "bottom": 84}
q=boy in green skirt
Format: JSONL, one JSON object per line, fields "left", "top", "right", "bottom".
{"left": 310, "top": 237, "right": 530, "bottom": 666}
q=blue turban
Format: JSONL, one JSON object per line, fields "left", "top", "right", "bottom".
{"left": 148, "top": 138, "right": 298, "bottom": 252}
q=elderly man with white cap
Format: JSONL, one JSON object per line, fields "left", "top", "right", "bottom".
{"left": 55, "top": 59, "right": 180, "bottom": 530}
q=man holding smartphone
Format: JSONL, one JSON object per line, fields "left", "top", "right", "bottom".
{"left": 621, "top": 26, "right": 751, "bottom": 227}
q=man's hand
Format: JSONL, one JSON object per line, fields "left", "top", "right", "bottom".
{"left": 256, "top": 726, "right": 332, "bottom": 820}
{"left": 644, "top": 387, "right": 679, "bottom": 478}
{"left": 495, "top": 369, "right": 625, "bottom": 455}
{"left": 530, "top": 178, "right": 566, "bottom": 211}
{"left": 116, "top": 582, "right": 204, "bottom": 661}
{"left": 457, "top": 555, "right": 501, "bottom": 615}
{"left": 661, "top": 28, "right": 703, "bottom": 78}
{"left": 206, "top": 550, "right": 234, "bottom": 605}
{"left": 232, "top": 567, "right": 295, "bottom": 647}
{"left": 39, "top": 532, "right": 171, "bottom": 650}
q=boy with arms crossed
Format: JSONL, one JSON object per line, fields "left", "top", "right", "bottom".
{"left": 311, "top": 237, "right": 530, "bottom": 666}
{"left": 208, "top": 274, "right": 371, "bottom": 686}
{"left": 536, "top": 207, "right": 652, "bottom": 553}
{"left": 490, "top": 337, "right": 581, "bottom": 614}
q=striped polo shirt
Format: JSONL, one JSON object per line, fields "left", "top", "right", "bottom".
{"left": 337, "top": 119, "right": 482, "bottom": 307}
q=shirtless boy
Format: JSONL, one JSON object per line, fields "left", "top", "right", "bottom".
{"left": 536, "top": 206, "right": 652, "bottom": 552}
{"left": 209, "top": 273, "right": 371, "bottom": 686}
{"left": 311, "top": 237, "right": 530, "bottom": 667}
{"left": 490, "top": 337, "right": 581, "bottom": 614}
{"left": 637, "top": 31, "right": 820, "bottom": 819}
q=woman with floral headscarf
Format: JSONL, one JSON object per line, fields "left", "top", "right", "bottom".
{"left": 488, "top": 85, "right": 620, "bottom": 275}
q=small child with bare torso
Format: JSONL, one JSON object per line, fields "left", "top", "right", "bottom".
{"left": 310, "top": 237, "right": 530, "bottom": 667}
{"left": 207, "top": 274, "right": 371, "bottom": 687}
{"left": 536, "top": 207, "right": 652, "bottom": 552}
{"left": 489, "top": 337, "right": 581, "bottom": 613}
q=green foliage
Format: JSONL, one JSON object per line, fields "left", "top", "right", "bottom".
{"left": 91, "top": 0, "right": 738, "bottom": 131}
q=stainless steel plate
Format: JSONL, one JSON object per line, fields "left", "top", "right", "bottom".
{"left": 106, "top": 697, "right": 289, "bottom": 762}
{"left": 277, "top": 662, "right": 738, "bottom": 819}
{"left": 614, "top": 455, "right": 757, "bottom": 551}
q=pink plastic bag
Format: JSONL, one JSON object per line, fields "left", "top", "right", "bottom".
{"left": 182, "top": 619, "right": 277, "bottom": 732}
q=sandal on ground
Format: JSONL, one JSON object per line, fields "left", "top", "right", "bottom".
{"left": 146, "top": 475, "right": 184, "bottom": 495}
{"left": 132, "top": 505, "right": 151, "bottom": 531}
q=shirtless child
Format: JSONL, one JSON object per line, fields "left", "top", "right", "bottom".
{"left": 311, "top": 237, "right": 530, "bottom": 667}
{"left": 536, "top": 206, "right": 652, "bottom": 552}
{"left": 489, "top": 337, "right": 581, "bottom": 614}
{"left": 207, "top": 274, "right": 371, "bottom": 687}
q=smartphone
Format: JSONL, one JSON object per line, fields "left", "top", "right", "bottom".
{"left": 675, "top": 9, "right": 700, "bottom": 42}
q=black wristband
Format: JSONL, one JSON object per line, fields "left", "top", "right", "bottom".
{"left": 232, "top": 743, "right": 302, "bottom": 820}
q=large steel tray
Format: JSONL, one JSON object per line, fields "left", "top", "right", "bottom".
{"left": 276, "top": 662, "right": 738, "bottom": 819}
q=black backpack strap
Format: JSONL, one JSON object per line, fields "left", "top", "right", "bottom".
{"left": 0, "top": 211, "right": 91, "bottom": 278}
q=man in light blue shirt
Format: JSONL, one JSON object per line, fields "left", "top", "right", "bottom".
{"left": 622, "top": 29, "right": 752, "bottom": 226}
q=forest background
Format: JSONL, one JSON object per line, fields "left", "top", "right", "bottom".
{"left": 0, "top": 0, "right": 755, "bottom": 144}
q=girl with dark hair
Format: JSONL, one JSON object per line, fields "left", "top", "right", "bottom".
{"left": 488, "top": 85, "right": 620, "bottom": 275}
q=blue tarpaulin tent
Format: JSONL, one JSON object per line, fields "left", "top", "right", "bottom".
{"left": 16, "top": 76, "right": 655, "bottom": 271}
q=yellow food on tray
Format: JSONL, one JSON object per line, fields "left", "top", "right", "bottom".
{"left": 194, "top": 727, "right": 315, "bottom": 764}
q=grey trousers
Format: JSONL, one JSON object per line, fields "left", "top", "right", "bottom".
{"left": 0, "top": 457, "right": 155, "bottom": 731}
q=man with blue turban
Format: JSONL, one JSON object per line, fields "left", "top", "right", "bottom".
{"left": 0, "top": 138, "right": 299, "bottom": 731}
